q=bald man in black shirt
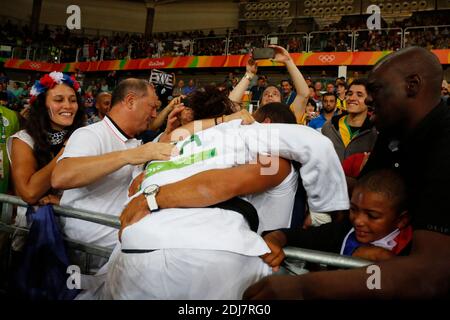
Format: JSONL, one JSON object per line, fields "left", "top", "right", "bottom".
{"left": 244, "top": 47, "right": 450, "bottom": 299}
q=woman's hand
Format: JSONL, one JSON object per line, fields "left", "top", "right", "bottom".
{"left": 269, "top": 45, "right": 292, "bottom": 64}
{"left": 38, "top": 194, "right": 61, "bottom": 206}
{"left": 246, "top": 57, "right": 258, "bottom": 77}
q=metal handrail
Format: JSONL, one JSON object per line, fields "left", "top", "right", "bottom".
{"left": 2, "top": 24, "right": 450, "bottom": 62}
{"left": 0, "top": 223, "right": 113, "bottom": 258}
{"left": 353, "top": 27, "right": 404, "bottom": 50}
{"left": 267, "top": 32, "right": 308, "bottom": 52}
{"left": 0, "top": 194, "right": 120, "bottom": 228}
{"left": 308, "top": 29, "right": 354, "bottom": 52}
{"left": 284, "top": 247, "right": 371, "bottom": 269}
{"left": 404, "top": 24, "right": 450, "bottom": 31}
{"left": 0, "top": 193, "right": 371, "bottom": 269}
{"left": 403, "top": 25, "right": 450, "bottom": 48}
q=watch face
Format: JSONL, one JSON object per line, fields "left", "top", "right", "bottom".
{"left": 144, "top": 184, "right": 158, "bottom": 195}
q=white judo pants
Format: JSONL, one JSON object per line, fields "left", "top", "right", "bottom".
{"left": 101, "top": 248, "right": 272, "bottom": 300}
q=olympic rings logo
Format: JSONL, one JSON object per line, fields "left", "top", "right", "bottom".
{"left": 29, "top": 63, "right": 42, "bottom": 69}
{"left": 318, "top": 54, "right": 336, "bottom": 63}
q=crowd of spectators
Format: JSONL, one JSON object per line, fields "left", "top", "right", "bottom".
{"left": 0, "top": 10, "right": 448, "bottom": 63}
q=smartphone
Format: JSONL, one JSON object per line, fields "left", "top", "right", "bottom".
{"left": 252, "top": 47, "right": 275, "bottom": 60}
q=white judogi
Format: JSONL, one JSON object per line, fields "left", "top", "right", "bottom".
{"left": 101, "top": 120, "right": 349, "bottom": 299}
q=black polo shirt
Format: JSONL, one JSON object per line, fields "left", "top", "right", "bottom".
{"left": 361, "top": 100, "right": 450, "bottom": 236}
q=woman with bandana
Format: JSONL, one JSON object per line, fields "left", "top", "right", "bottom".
{"left": 7, "top": 71, "right": 84, "bottom": 207}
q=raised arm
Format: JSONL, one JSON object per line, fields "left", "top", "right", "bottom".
{"left": 148, "top": 96, "right": 183, "bottom": 131}
{"left": 228, "top": 57, "right": 258, "bottom": 104}
{"left": 10, "top": 139, "right": 63, "bottom": 204}
{"left": 52, "top": 136, "right": 176, "bottom": 190}
{"left": 270, "top": 45, "right": 309, "bottom": 121}
{"left": 159, "top": 108, "right": 255, "bottom": 143}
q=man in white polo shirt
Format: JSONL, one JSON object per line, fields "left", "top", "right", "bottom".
{"left": 51, "top": 79, "right": 176, "bottom": 251}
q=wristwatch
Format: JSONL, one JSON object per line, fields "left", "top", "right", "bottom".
{"left": 143, "top": 184, "right": 160, "bottom": 211}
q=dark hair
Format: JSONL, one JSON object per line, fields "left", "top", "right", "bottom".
{"left": 280, "top": 79, "right": 292, "bottom": 86}
{"left": 96, "top": 91, "right": 111, "bottom": 100}
{"left": 306, "top": 98, "right": 317, "bottom": 110}
{"left": 254, "top": 102, "right": 296, "bottom": 124}
{"left": 25, "top": 86, "right": 84, "bottom": 169}
{"left": 111, "top": 78, "right": 150, "bottom": 107}
{"left": 322, "top": 92, "right": 336, "bottom": 101}
{"left": 348, "top": 78, "right": 368, "bottom": 92}
{"left": 187, "top": 85, "right": 235, "bottom": 120}
{"left": 355, "top": 169, "right": 407, "bottom": 213}
{"left": 336, "top": 81, "right": 348, "bottom": 89}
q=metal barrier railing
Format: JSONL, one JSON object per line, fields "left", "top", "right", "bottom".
{"left": 354, "top": 28, "right": 403, "bottom": 52}
{"left": 0, "top": 193, "right": 120, "bottom": 228}
{"left": 2, "top": 24, "right": 450, "bottom": 63}
{"left": 404, "top": 25, "right": 450, "bottom": 49}
{"left": 192, "top": 36, "right": 228, "bottom": 56}
{"left": 228, "top": 34, "right": 267, "bottom": 55}
{"left": 284, "top": 247, "right": 371, "bottom": 269}
{"left": 309, "top": 30, "right": 354, "bottom": 52}
{"left": 267, "top": 32, "right": 308, "bottom": 53}
{"left": 0, "top": 193, "right": 371, "bottom": 273}
{"left": 0, "top": 193, "right": 117, "bottom": 266}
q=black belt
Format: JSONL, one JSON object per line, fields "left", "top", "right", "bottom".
{"left": 210, "top": 197, "right": 259, "bottom": 233}
{"left": 122, "top": 249, "right": 157, "bottom": 254}
{"left": 122, "top": 197, "right": 259, "bottom": 254}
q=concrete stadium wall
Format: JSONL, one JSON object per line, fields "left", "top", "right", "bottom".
{"left": 0, "top": 0, "right": 33, "bottom": 22}
{"left": 0, "top": 0, "right": 239, "bottom": 35}
{"left": 153, "top": 1, "right": 239, "bottom": 33}
{"left": 40, "top": 0, "right": 146, "bottom": 34}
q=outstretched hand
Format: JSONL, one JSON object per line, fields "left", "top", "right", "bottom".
{"left": 268, "top": 45, "right": 292, "bottom": 64}
{"left": 38, "top": 194, "right": 61, "bottom": 206}
{"left": 246, "top": 57, "right": 258, "bottom": 76}
{"left": 126, "top": 142, "right": 178, "bottom": 165}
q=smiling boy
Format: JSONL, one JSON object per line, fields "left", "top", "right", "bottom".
{"left": 261, "top": 169, "right": 412, "bottom": 269}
